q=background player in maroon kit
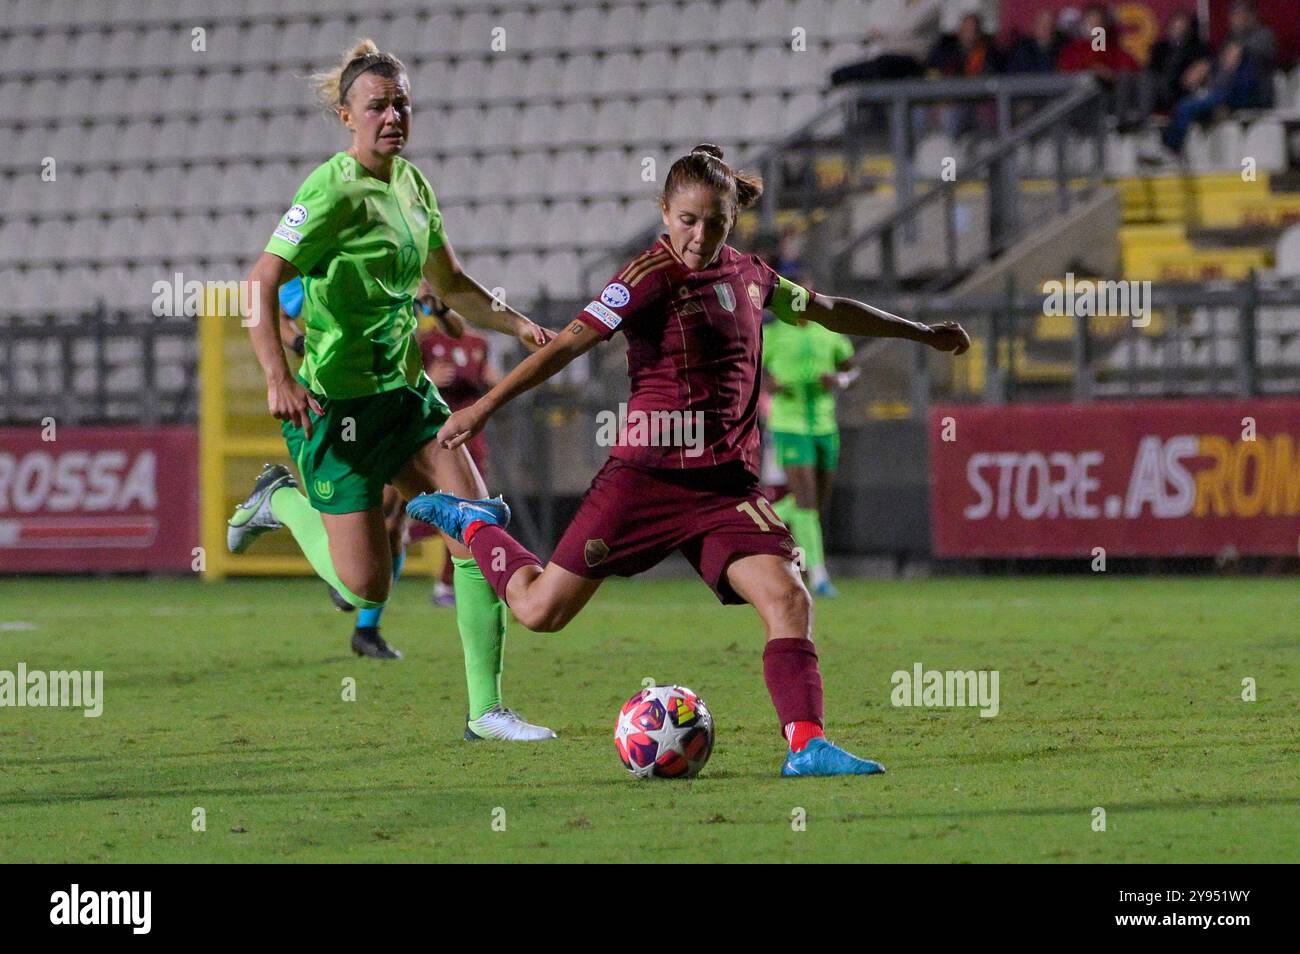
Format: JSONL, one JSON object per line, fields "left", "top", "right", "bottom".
{"left": 411, "top": 280, "right": 500, "bottom": 608}
{"left": 407, "top": 144, "right": 970, "bottom": 777}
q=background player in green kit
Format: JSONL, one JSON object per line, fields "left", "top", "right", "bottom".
{"left": 226, "top": 39, "right": 557, "bottom": 741}
{"left": 762, "top": 313, "right": 856, "bottom": 598}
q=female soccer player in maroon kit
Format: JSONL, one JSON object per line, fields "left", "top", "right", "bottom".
{"left": 408, "top": 144, "right": 970, "bottom": 776}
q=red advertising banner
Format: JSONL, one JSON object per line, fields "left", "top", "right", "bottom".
{"left": 999, "top": 0, "right": 1197, "bottom": 66}
{"left": 0, "top": 426, "right": 198, "bottom": 572}
{"left": 929, "top": 399, "right": 1300, "bottom": 558}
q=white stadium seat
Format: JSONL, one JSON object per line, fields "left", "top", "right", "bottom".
{"left": 1244, "top": 119, "right": 1286, "bottom": 173}
{"left": 1275, "top": 225, "right": 1300, "bottom": 278}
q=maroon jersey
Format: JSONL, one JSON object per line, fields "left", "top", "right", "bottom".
{"left": 577, "top": 236, "right": 783, "bottom": 476}
{"left": 419, "top": 329, "right": 491, "bottom": 412}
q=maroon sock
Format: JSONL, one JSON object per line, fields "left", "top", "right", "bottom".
{"left": 763, "top": 637, "right": 825, "bottom": 735}
{"left": 465, "top": 523, "right": 541, "bottom": 602}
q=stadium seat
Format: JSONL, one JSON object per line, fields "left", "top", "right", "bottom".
{"left": 600, "top": 52, "right": 641, "bottom": 96}
{"left": 550, "top": 102, "right": 593, "bottom": 146}
{"left": 668, "top": 49, "right": 710, "bottom": 92}
{"left": 1105, "top": 132, "right": 1138, "bottom": 178}
{"left": 436, "top": 104, "right": 478, "bottom": 150}
{"left": 1184, "top": 125, "right": 1213, "bottom": 172}
{"left": 1244, "top": 119, "right": 1286, "bottom": 173}
{"left": 0, "top": 220, "right": 32, "bottom": 267}
{"left": 915, "top": 133, "right": 957, "bottom": 181}
{"left": 1274, "top": 224, "right": 1300, "bottom": 277}
{"left": 437, "top": 153, "right": 481, "bottom": 198}
{"left": 706, "top": 94, "right": 752, "bottom": 143}
{"left": 449, "top": 58, "right": 488, "bottom": 102}
{"left": 540, "top": 249, "right": 582, "bottom": 299}
{"left": 510, "top": 153, "right": 549, "bottom": 199}
{"left": 548, "top": 199, "right": 583, "bottom": 239}
{"left": 1208, "top": 121, "right": 1246, "bottom": 170}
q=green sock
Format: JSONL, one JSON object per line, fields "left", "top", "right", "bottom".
{"left": 787, "top": 506, "right": 826, "bottom": 572}
{"left": 452, "top": 556, "right": 505, "bottom": 720}
{"left": 772, "top": 493, "right": 798, "bottom": 526}
{"left": 269, "top": 486, "right": 385, "bottom": 610}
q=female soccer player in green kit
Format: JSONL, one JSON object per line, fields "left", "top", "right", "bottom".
{"left": 226, "top": 40, "right": 556, "bottom": 741}
{"left": 762, "top": 314, "right": 856, "bottom": 598}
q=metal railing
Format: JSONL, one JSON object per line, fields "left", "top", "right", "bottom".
{"left": 831, "top": 76, "right": 1107, "bottom": 291}
{"left": 0, "top": 306, "right": 196, "bottom": 426}
{"left": 581, "top": 73, "right": 1107, "bottom": 294}
{"left": 860, "top": 274, "right": 1300, "bottom": 411}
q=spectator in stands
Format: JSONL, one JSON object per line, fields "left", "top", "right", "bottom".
{"left": 1156, "top": 1, "right": 1277, "bottom": 156}
{"left": 1057, "top": 4, "right": 1143, "bottom": 125}
{"left": 926, "top": 12, "right": 1002, "bottom": 79}
{"left": 1147, "top": 11, "right": 1210, "bottom": 113}
{"left": 924, "top": 13, "right": 1003, "bottom": 137}
{"left": 1004, "top": 9, "right": 1065, "bottom": 75}
{"left": 1225, "top": 0, "right": 1276, "bottom": 103}
{"left": 1057, "top": 4, "right": 1141, "bottom": 79}
{"left": 829, "top": 0, "right": 943, "bottom": 86}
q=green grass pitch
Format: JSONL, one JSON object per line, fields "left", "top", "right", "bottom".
{"left": 0, "top": 575, "right": 1296, "bottom": 863}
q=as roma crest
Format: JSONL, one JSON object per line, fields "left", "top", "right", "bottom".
{"left": 747, "top": 281, "right": 763, "bottom": 311}
{"left": 584, "top": 538, "right": 610, "bottom": 567}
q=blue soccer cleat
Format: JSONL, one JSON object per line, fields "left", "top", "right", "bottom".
{"left": 781, "top": 737, "right": 886, "bottom": 777}
{"left": 405, "top": 492, "right": 510, "bottom": 545}
{"left": 812, "top": 579, "right": 839, "bottom": 599}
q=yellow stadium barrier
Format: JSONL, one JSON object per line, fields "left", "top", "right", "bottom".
{"left": 198, "top": 286, "right": 443, "bottom": 580}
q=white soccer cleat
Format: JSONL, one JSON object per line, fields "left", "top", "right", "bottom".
{"left": 464, "top": 705, "right": 557, "bottom": 741}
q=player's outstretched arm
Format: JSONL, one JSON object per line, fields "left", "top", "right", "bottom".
{"left": 423, "top": 238, "right": 553, "bottom": 352}
{"left": 437, "top": 318, "right": 603, "bottom": 451}
{"left": 805, "top": 294, "right": 970, "bottom": 354}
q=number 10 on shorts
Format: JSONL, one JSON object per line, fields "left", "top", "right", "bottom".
{"left": 735, "top": 498, "right": 784, "bottom": 531}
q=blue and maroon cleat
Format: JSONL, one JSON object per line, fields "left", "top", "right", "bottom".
{"left": 781, "top": 737, "right": 886, "bottom": 777}
{"left": 405, "top": 492, "right": 510, "bottom": 545}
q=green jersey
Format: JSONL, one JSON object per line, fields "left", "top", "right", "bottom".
{"left": 763, "top": 317, "right": 853, "bottom": 435}
{"left": 264, "top": 152, "right": 448, "bottom": 399}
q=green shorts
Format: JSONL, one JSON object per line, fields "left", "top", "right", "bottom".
{"left": 282, "top": 376, "right": 451, "bottom": 514}
{"left": 772, "top": 430, "right": 840, "bottom": 471}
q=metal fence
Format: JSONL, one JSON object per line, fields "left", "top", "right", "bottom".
{"left": 861, "top": 275, "right": 1300, "bottom": 413}
{"left": 0, "top": 306, "right": 196, "bottom": 426}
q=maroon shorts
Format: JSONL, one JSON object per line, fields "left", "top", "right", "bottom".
{"left": 550, "top": 458, "right": 797, "bottom": 605}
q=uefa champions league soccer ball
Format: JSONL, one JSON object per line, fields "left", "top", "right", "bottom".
{"left": 614, "top": 684, "right": 714, "bottom": 779}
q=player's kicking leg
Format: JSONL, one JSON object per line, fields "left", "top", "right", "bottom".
{"left": 405, "top": 491, "right": 602, "bottom": 634}
{"left": 724, "top": 554, "right": 884, "bottom": 777}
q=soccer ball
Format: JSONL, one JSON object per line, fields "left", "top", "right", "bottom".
{"left": 614, "top": 684, "right": 714, "bottom": 779}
